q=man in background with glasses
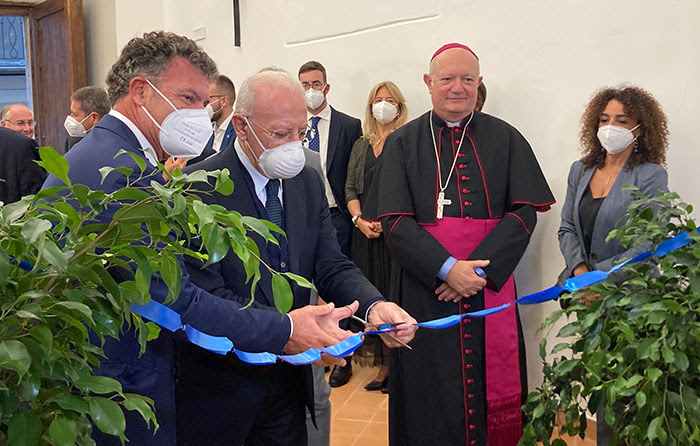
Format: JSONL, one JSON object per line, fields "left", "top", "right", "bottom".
{"left": 1, "top": 104, "right": 36, "bottom": 139}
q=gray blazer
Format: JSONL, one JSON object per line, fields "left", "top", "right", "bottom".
{"left": 558, "top": 160, "right": 668, "bottom": 275}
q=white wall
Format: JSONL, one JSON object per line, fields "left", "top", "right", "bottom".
{"left": 83, "top": 0, "right": 700, "bottom": 389}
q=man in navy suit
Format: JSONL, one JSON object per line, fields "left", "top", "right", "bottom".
{"left": 298, "top": 61, "right": 363, "bottom": 387}
{"left": 178, "top": 68, "right": 417, "bottom": 445}
{"left": 42, "top": 32, "right": 364, "bottom": 445}
{"left": 189, "top": 74, "right": 237, "bottom": 164}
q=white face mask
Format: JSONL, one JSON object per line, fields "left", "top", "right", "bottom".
{"left": 205, "top": 96, "right": 224, "bottom": 120}
{"left": 64, "top": 114, "right": 91, "bottom": 137}
{"left": 244, "top": 116, "right": 306, "bottom": 179}
{"left": 304, "top": 88, "right": 325, "bottom": 110}
{"left": 372, "top": 101, "right": 398, "bottom": 124}
{"left": 597, "top": 124, "right": 640, "bottom": 154}
{"left": 141, "top": 79, "right": 213, "bottom": 159}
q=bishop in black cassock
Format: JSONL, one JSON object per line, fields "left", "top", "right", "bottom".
{"left": 367, "top": 44, "right": 555, "bottom": 446}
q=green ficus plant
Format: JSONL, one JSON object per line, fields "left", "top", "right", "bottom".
{"left": 0, "top": 147, "right": 308, "bottom": 445}
{"left": 521, "top": 187, "right": 700, "bottom": 445}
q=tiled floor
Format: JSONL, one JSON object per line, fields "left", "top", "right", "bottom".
{"left": 329, "top": 366, "right": 387, "bottom": 446}
{"left": 328, "top": 366, "right": 597, "bottom": 446}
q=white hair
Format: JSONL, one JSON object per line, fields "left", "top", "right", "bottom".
{"left": 235, "top": 67, "right": 305, "bottom": 116}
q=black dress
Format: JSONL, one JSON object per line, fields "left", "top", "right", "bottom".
{"left": 350, "top": 146, "right": 394, "bottom": 366}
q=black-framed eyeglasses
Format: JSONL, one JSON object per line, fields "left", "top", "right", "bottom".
{"left": 246, "top": 116, "right": 306, "bottom": 141}
{"left": 301, "top": 81, "right": 326, "bottom": 91}
{"left": 3, "top": 119, "right": 36, "bottom": 127}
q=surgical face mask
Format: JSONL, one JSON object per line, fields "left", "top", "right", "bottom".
{"left": 304, "top": 88, "right": 325, "bottom": 110}
{"left": 597, "top": 124, "right": 640, "bottom": 154}
{"left": 63, "top": 114, "right": 90, "bottom": 137}
{"left": 244, "top": 116, "right": 305, "bottom": 179}
{"left": 205, "top": 96, "right": 224, "bottom": 120}
{"left": 372, "top": 101, "right": 398, "bottom": 124}
{"left": 141, "top": 79, "right": 212, "bottom": 158}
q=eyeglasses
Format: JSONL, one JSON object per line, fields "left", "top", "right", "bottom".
{"left": 3, "top": 119, "right": 36, "bottom": 127}
{"left": 301, "top": 81, "right": 326, "bottom": 91}
{"left": 246, "top": 117, "right": 306, "bottom": 141}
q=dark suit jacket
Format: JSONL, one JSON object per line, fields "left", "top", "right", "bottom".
{"left": 42, "top": 115, "right": 293, "bottom": 445}
{"left": 177, "top": 146, "right": 382, "bottom": 443}
{"left": 64, "top": 135, "right": 83, "bottom": 153}
{"left": 326, "top": 106, "right": 362, "bottom": 216}
{"left": 0, "top": 126, "right": 46, "bottom": 204}
{"left": 188, "top": 120, "right": 236, "bottom": 165}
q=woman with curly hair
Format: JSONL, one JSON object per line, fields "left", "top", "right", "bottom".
{"left": 558, "top": 86, "right": 670, "bottom": 443}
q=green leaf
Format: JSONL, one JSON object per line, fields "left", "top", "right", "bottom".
{"left": 15, "top": 310, "right": 41, "bottom": 320}
{"left": 37, "top": 146, "right": 71, "bottom": 186}
{"left": 674, "top": 351, "right": 689, "bottom": 371}
{"left": 43, "top": 239, "right": 69, "bottom": 270}
{"left": 646, "top": 367, "right": 663, "bottom": 383}
{"left": 0, "top": 340, "right": 32, "bottom": 377}
{"left": 554, "top": 359, "right": 578, "bottom": 375}
{"left": 636, "top": 339, "right": 657, "bottom": 360}
{"left": 647, "top": 415, "right": 663, "bottom": 442}
{"left": 7, "top": 411, "right": 42, "bottom": 446}
{"left": 284, "top": 272, "right": 314, "bottom": 289}
{"left": 21, "top": 217, "right": 52, "bottom": 244}
{"left": 112, "top": 187, "right": 152, "bottom": 201}
{"left": 88, "top": 397, "right": 126, "bottom": 438}
{"left": 532, "top": 403, "right": 545, "bottom": 419}
{"left": 17, "top": 375, "right": 40, "bottom": 401}
{"left": 56, "top": 301, "right": 94, "bottom": 323}
{"left": 49, "top": 416, "right": 77, "bottom": 446}
{"left": 49, "top": 392, "right": 89, "bottom": 414}
{"left": 636, "top": 391, "right": 647, "bottom": 408}
{"left": 550, "top": 342, "right": 570, "bottom": 354}
{"left": 75, "top": 376, "right": 123, "bottom": 395}
{"left": 192, "top": 199, "right": 215, "bottom": 227}
{"left": 1, "top": 199, "right": 31, "bottom": 223}
{"left": 123, "top": 393, "right": 158, "bottom": 430}
{"left": 29, "top": 325, "right": 53, "bottom": 353}
{"left": 112, "top": 203, "right": 162, "bottom": 224}
{"left": 214, "top": 169, "right": 234, "bottom": 195}
{"left": 160, "top": 250, "right": 181, "bottom": 303}
{"left": 661, "top": 345, "right": 675, "bottom": 364}
{"left": 271, "top": 274, "right": 293, "bottom": 313}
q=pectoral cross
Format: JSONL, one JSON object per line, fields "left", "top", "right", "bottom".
{"left": 437, "top": 191, "right": 452, "bottom": 220}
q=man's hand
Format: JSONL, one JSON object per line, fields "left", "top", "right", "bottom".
{"left": 357, "top": 218, "right": 381, "bottom": 239}
{"left": 163, "top": 156, "right": 187, "bottom": 181}
{"left": 434, "top": 282, "right": 464, "bottom": 302}
{"left": 573, "top": 262, "right": 589, "bottom": 277}
{"left": 313, "top": 352, "right": 348, "bottom": 368}
{"left": 283, "top": 301, "right": 359, "bottom": 354}
{"left": 367, "top": 302, "right": 418, "bottom": 347}
{"left": 445, "top": 260, "right": 490, "bottom": 297}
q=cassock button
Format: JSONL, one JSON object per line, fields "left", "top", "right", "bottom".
{"left": 466, "top": 364, "right": 474, "bottom": 369}
{"left": 467, "top": 379, "right": 474, "bottom": 384}
{"left": 470, "top": 441, "right": 476, "bottom": 446}
{"left": 468, "top": 409, "right": 475, "bottom": 415}
{"left": 469, "top": 424, "right": 476, "bottom": 431}
{"left": 458, "top": 164, "right": 466, "bottom": 169}
{"left": 458, "top": 153, "right": 465, "bottom": 157}
{"left": 463, "top": 201, "right": 470, "bottom": 206}
{"left": 461, "top": 176, "right": 468, "bottom": 180}
{"left": 464, "top": 333, "right": 472, "bottom": 339}
{"left": 455, "top": 128, "right": 461, "bottom": 133}
{"left": 455, "top": 139, "right": 460, "bottom": 144}
{"left": 463, "top": 303, "right": 471, "bottom": 309}
{"left": 468, "top": 393, "right": 474, "bottom": 399}
{"left": 464, "top": 349, "right": 472, "bottom": 354}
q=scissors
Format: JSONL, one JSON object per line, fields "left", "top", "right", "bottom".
{"left": 348, "top": 312, "right": 413, "bottom": 350}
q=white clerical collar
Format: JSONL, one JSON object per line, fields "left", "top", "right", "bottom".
{"left": 445, "top": 120, "right": 462, "bottom": 128}
{"left": 307, "top": 103, "right": 331, "bottom": 121}
{"left": 234, "top": 139, "right": 270, "bottom": 198}
{"left": 108, "top": 109, "right": 159, "bottom": 167}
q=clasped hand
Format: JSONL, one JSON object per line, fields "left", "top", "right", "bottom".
{"left": 435, "top": 259, "right": 490, "bottom": 302}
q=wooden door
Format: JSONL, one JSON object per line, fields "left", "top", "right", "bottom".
{"left": 29, "top": 0, "right": 86, "bottom": 152}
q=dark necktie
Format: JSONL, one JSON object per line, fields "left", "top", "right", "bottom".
{"left": 306, "top": 116, "right": 321, "bottom": 152}
{"left": 265, "top": 179, "right": 283, "bottom": 230}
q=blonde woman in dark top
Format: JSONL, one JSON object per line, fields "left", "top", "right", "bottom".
{"left": 345, "top": 81, "right": 408, "bottom": 391}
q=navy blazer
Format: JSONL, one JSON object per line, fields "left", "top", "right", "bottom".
{"left": 42, "top": 115, "right": 292, "bottom": 445}
{"left": 326, "top": 107, "right": 362, "bottom": 216}
{"left": 189, "top": 120, "right": 237, "bottom": 165}
{"left": 177, "top": 146, "right": 382, "bottom": 443}
{"left": 558, "top": 159, "right": 668, "bottom": 274}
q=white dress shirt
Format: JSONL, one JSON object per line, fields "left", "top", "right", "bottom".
{"left": 108, "top": 109, "right": 159, "bottom": 167}
{"left": 307, "top": 104, "right": 337, "bottom": 208}
{"left": 213, "top": 111, "right": 235, "bottom": 152}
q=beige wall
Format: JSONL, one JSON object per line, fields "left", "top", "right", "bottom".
{"left": 82, "top": 0, "right": 700, "bottom": 390}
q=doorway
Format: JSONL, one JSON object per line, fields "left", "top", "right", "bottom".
{"left": 0, "top": 0, "right": 86, "bottom": 153}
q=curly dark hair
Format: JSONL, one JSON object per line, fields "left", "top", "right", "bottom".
{"left": 579, "top": 85, "right": 668, "bottom": 169}
{"left": 106, "top": 31, "right": 218, "bottom": 105}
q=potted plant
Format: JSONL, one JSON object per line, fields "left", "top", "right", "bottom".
{"left": 0, "top": 147, "right": 301, "bottom": 445}
{"left": 521, "top": 187, "right": 700, "bottom": 445}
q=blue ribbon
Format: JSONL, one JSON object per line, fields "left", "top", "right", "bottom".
{"left": 12, "top": 228, "right": 699, "bottom": 366}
